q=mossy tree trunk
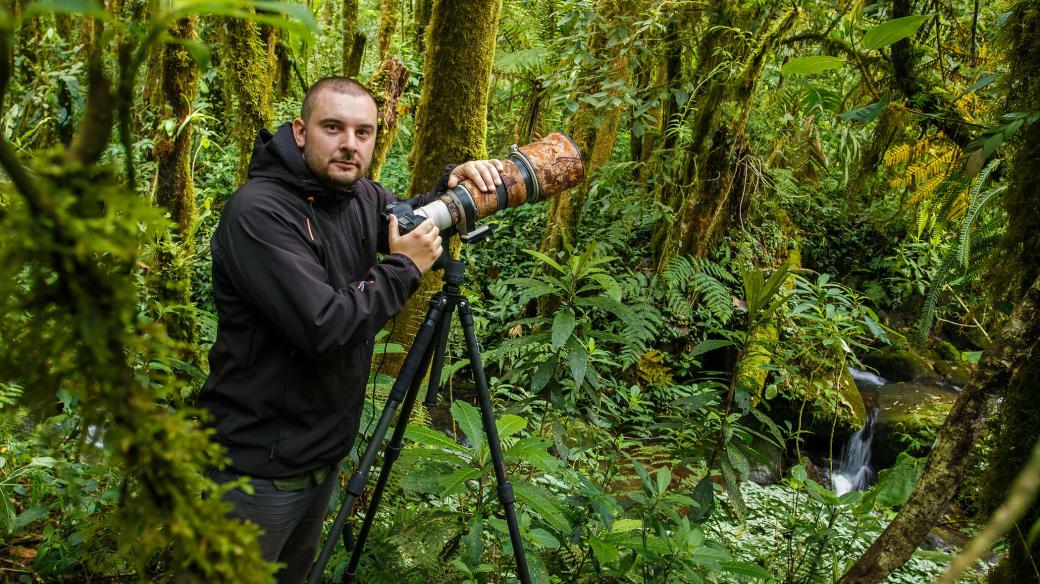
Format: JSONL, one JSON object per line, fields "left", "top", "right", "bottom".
{"left": 538, "top": 0, "right": 639, "bottom": 258}
{"left": 981, "top": 3, "right": 1040, "bottom": 581}
{"left": 223, "top": 17, "right": 276, "bottom": 183}
{"left": 342, "top": 0, "right": 365, "bottom": 77}
{"left": 376, "top": 0, "right": 400, "bottom": 63}
{"left": 367, "top": 58, "right": 408, "bottom": 181}
{"left": 382, "top": 0, "right": 503, "bottom": 374}
{"left": 412, "top": 0, "right": 432, "bottom": 57}
{"left": 652, "top": 6, "right": 798, "bottom": 271}
{"left": 150, "top": 17, "right": 200, "bottom": 346}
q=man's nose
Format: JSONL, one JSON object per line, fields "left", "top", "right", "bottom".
{"left": 340, "top": 131, "right": 359, "bottom": 153}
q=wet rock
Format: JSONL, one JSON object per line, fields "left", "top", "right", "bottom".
{"left": 873, "top": 381, "right": 958, "bottom": 467}
{"left": 861, "top": 347, "right": 936, "bottom": 382}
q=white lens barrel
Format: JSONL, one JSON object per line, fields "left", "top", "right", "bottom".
{"left": 413, "top": 200, "right": 455, "bottom": 231}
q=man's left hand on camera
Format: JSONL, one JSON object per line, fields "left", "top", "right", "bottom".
{"left": 448, "top": 159, "right": 505, "bottom": 193}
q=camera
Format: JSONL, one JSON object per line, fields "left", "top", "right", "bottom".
{"left": 384, "top": 132, "right": 584, "bottom": 237}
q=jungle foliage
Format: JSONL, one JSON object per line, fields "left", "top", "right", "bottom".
{"left": 0, "top": 0, "right": 1038, "bottom": 583}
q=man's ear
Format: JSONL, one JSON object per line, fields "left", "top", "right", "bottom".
{"left": 292, "top": 118, "right": 306, "bottom": 148}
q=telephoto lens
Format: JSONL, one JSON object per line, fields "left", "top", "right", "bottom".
{"left": 389, "top": 132, "right": 584, "bottom": 236}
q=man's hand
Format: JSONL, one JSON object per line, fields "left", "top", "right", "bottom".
{"left": 448, "top": 159, "right": 506, "bottom": 193}
{"left": 388, "top": 214, "right": 442, "bottom": 274}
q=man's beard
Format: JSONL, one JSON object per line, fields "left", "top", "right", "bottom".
{"left": 303, "top": 145, "right": 365, "bottom": 191}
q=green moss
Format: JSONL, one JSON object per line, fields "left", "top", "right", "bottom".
{"left": 862, "top": 346, "right": 936, "bottom": 382}
{"left": 873, "top": 382, "right": 957, "bottom": 467}
{"left": 385, "top": 0, "right": 505, "bottom": 374}
{"left": 223, "top": 17, "right": 274, "bottom": 183}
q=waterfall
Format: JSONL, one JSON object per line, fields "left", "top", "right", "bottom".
{"left": 831, "top": 408, "right": 879, "bottom": 496}
{"left": 831, "top": 367, "right": 888, "bottom": 496}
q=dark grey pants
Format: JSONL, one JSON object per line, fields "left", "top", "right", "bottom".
{"left": 212, "top": 467, "right": 339, "bottom": 584}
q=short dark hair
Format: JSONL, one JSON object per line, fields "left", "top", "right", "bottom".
{"left": 300, "top": 77, "right": 376, "bottom": 123}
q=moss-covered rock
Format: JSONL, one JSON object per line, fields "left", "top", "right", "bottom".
{"left": 873, "top": 382, "right": 957, "bottom": 467}
{"left": 861, "top": 346, "right": 936, "bottom": 382}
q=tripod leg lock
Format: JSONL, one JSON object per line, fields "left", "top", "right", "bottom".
{"left": 385, "top": 444, "right": 402, "bottom": 464}
{"left": 346, "top": 472, "right": 367, "bottom": 497}
{"left": 497, "top": 482, "right": 517, "bottom": 505}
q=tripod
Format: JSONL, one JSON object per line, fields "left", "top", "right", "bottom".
{"left": 309, "top": 228, "right": 531, "bottom": 584}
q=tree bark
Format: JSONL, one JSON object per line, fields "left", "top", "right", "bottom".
{"left": 382, "top": 0, "right": 503, "bottom": 374}
{"left": 376, "top": 0, "right": 400, "bottom": 63}
{"left": 981, "top": 5, "right": 1040, "bottom": 580}
{"left": 367, "top": 58, "right": 408, "bottom": 181}
{"left": 888, "top": 0, "right": 972, "bottom": 149}
{"left": 538, "top": 0, "right": 639, "bottom": 257}
{"left": 342, "top": 0, "right": 359, "bottom": 74}
{"left": 838, "top": 275, "right": 1040, "bottom": 583}
{"left": 652, "top": 6, "right": 798, "bottom": 271}
{"left": 223, "top": 17, "right": 276, "bottom": 183}
{"left": 150, "top": 18, "right": 201, "bottom": 345}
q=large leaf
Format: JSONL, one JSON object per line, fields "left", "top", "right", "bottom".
{"left": 439, "top": 467, "right": 481, "bottom": 498}
{"left": 24, "top": 0, "right": 110, "bottom": 19}
{"left": 405, "top": 425, "right": 466, "bottom": 453}
{"left": 862, "top": 14, "right": 934, "bottom": 51}
{"left": 839, "top": 91, "right": 891, "bottom": 123}
{"left": 496, "top": 414, "right": 527, "bottom": 441}
{"left": 451, "top": 401, "right": 485, "bottom": 459}
{"left": 689, "top": 339, "right": 734, "bottom": 357}
{"left": 551, "top": 310, "right": 576, "bottom": 349}
{"left": 781, "top": 55, "right": 844, "bottom": 76}
{"left": 688, "top": 476, "right": 716, "bottom": 523}
{"left": 513, "top": 480, "right": 571, "bottom": 532}
{"left": 566, "top": 336, "right": 588, "bottom": 387}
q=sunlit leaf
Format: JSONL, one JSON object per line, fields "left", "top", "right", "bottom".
{"left": 781, "top": 55, "right": 844, "bottom": 76}
{"left": 862, "top": 14, "right": 934, "bottom": 51}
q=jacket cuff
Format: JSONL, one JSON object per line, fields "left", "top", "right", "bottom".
{"left": 388, "top": 252, "right": 423, "bottom": 293}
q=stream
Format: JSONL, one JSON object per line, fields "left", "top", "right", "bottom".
{"left": 831, "top": 368, "right": 887, "bottom": 496}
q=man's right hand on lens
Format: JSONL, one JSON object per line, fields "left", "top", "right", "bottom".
{"left": 388, "top": 214, "right": 442, "bottom": 273}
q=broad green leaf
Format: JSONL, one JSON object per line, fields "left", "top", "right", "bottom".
{"left": 496, "top": 414, "right": 527, "bottom": 440}
{"left": 840, "top": 92, "right": 891, "bottom": 123}
{"left": 513, "top": 480, "right": 570, "bottom": 532}
{"left": 464, "top": 514, "right": 483, "bottom": 565}
{"left": 719, "top": 560, "right": 770, "bottom": 579}
{"left": 655, "top": 467, "right": 671, "bottom": 496}
{"left": 610, "top": 518, "right": 643, "bottom": 533}
{"left": 527, "top": 527, "right": 560, "bottom": 549}
{"left": 689, "top": 477, "right": 716, "bottom": 523}
{"left": 505, "top": 437, "right": 561, "bottom": 474}
{"left": 523, "top": 249, "right": 567, "bottom": 274}
{"left": 13, "top": 507, "right": 48, "bottom": 531}
{"left": 31, "top": 457, "right": 57, "bottom": 467}
{"left": 781, "top": 55, "right": 844, "bottom": 76}
{"left": 566, "top": 337, "right": 587, "bottom": 387}
{"left": 689, "top": 339, "right": 733, "bottom": 357}
{"left": 451, "top": 401, "right": 485, "bottom": 459}
{"left": 531, "top": 358, "right": 555, "bottom": 392}
{"left": 551, "top": 310, "right": 576, "bottom": 349}
{"left": 24, "top": 0, "right": 111, "bottom": 19}
{"left": 588, "top": 536, "right": 619, "bottom": 563}
{"left": 439, "top": 467, "right": 481, "bottom": 498}
{"left": 405, "top": 425, "right": 466, "bottom": 453}
{"left": 862, "top": 14, "right": 934, "bottom": 51}
{"left": 590, "top": 273, "right": 622, "bottom": 301}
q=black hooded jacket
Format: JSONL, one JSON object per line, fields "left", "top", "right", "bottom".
{"left": 197, "top": 123, "right": 449, "bottom": 478}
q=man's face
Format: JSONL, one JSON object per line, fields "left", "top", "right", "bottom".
{"left": 293, "top": 90, "right": 378, "bottom": 190}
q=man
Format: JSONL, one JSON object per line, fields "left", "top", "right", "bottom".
{"left": 196, "top": 77, "right": 504, "bottom": 583}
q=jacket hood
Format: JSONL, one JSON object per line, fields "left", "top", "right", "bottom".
{"left": 246, "top": 122, "right": 355, "bottom": 202}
